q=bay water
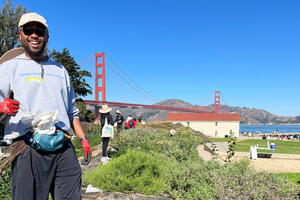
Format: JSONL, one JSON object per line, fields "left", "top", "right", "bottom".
{"left": 240, "top": 125, "right": 300, "bottom": 134}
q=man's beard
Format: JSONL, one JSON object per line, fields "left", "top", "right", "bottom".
{"left": 23, "top": 42, "right": 47, "bottom": 58}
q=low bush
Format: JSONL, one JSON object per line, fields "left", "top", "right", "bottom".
{"left": 0, "top": 167, "right": 11, "bottom": 200}
{"left": 143, "top": 122, "right": 209, "bottom": 143}
{"left": 82, "top": 123, "right": 299, "bottom": 199}
{"left": 212, "top": 159, "right": 299, "bottom": 199}
{"left": 163, "top": 159, "right": 218, "bottom": 199}
{"left": 111, "top": 126, "right": 202, "bottom": 162}
{"left": 83, "top": 150, "right": 165, "bottom": 195}
{"left": 164, "top": 158, "right": 299, "bottom": 199}
{"left": 142, "top": 122, "right": 183, "bottom": 130}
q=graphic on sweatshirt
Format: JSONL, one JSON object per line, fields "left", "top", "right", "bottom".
{"left": 27, "top": 77, "right": 43, "bottom": 83}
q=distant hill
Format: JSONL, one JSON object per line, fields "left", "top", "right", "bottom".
{"left": 154, "top": 99, "right": 299, "bottom": 125}
{"left": 87, "top": 99, "right": 300, "bottom": 125}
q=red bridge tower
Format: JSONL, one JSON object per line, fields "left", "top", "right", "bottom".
{"left": 214, "top": 91, "right": 220, "bottom": 113}
{"left": 95, "top": 52, "right": 106, "bottom": 101}
{"left": 94, "top": 52, "right": 106, "bottom": 122}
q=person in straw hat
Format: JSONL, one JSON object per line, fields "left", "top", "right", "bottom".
{"left": 114, "top": 109, "right": 124, "bottom": 135}
{"left": 0, "top": 12, "right": 92, "bottom": 200}
{"left": 99, "top": 104, "right": 114, "bottom": 162}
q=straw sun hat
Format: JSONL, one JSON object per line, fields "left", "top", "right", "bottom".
{"left": 99, "top": 104, "right": 112, "bottom": 113}
{"left": 116, "top": 110, "right": 121, "bottom": 114}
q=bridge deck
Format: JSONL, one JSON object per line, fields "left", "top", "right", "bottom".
{"left": 84, "top": 100, "right": 208, "bottom": 113}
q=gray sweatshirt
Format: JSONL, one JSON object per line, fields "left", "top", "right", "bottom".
{"left": 0, "top": 53, "right": 79, "bottom": 140}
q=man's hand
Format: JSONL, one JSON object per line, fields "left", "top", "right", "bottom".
{"left": 0, "top": 97, "right": 20, "bottom": 116}
{"left": 81, "top": 138, "right": 92, "bottom": 165}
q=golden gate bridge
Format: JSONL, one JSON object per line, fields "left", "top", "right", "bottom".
{"left": 80, "top": 52, "right": 220, "bottom": 121}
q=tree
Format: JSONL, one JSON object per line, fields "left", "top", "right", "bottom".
{"left": 75, "top": 99, "right": 95, "bottom": 122}
{"left": 0, "top": 0, "right": 27, "bottom": 57}
{"left": 86, "top": 110, "right": 95, "bottom": 122}
{"left": 50, "top": 48, "right": 92, "bottom": 97}
{"left": 76, "top": 101, "right": 87, "bottom": 121}
{"left": 225, "top": 131, "right": 236, "bottom": 163}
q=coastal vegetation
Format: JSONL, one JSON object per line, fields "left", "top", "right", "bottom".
{"left": 80, "top": 122, "right": 299, "bottom": 199}
{"left": 1, "top": 123, "right": 299, "bottom": 199}
{"left": 0, "top": 167, "right": 11, "bottom": 200}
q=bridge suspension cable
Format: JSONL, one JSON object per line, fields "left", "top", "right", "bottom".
{"left": 106, "top": 62, "right": 160, "bottom": 103}
{"left": 77, "top": 55, "right": 94, "bottom": 67}
{"left": 77, "top": 52, "right": 161, "bottom": 103}
{"left": 106, "top": 54, "right": 161, "bottom": 103}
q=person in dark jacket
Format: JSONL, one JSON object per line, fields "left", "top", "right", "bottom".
{"left": 99, "top": 104, "right": 114, "bottom": 162}
{"left": 114, "top": 110, "right": 124, "bottom": 134}
{"left": 125, "top": 117, "right": 136, "bottom": 129}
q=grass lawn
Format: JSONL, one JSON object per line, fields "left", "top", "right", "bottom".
{"left": 210, "top": 138, "right": 230, "bottom": 142}
{"left": 279, "top": 173, "right": 300, "bottom": 185}
{"left": 210, "top": 138, "right": 300, "bottom": 154}
{"left": 236, "top": 139, "right": 300, "bottom": 154}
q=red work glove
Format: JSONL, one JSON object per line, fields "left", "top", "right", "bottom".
{"left": 0, "top": 97, "right": 20, "bottom": 116}
{"left": 81, "top": 138, "right": 92, "bottom": 165}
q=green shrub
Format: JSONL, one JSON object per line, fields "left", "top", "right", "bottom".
{"left": 143, "top": 122, "right": 209, "bottom": 143}
{"left": 111, "top": 126, "right": 202, "bottom": 162}
{"left": 212, "top": 159, "right": 299, "bottom": 200}
{"left": 163, "top": 159, "right": 218, "bottom": 199}
{"left": 0, "top": 167, "right": 11, "bottom": 200}
{"left": 142, "top": 122, "right": 182, "bottom": 131}
{"left": 83, "top": 150, "right": 165, "bottom": 195}
{"left": 163, "top": 158, "right": 299, "bottom": 200}
{"left": 82, "top": 124, "right": 299, "bottom": 199}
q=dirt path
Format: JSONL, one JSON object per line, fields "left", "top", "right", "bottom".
{"left": 250, "top": 159, "right": 300, "bottom": 173}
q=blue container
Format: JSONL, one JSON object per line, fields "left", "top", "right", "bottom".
{"left": 270, "top": 143, "right": 275, "bottom": 150}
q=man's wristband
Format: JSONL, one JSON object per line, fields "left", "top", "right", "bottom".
{"left": 80, "top": 136, "right": 88, "bottom": 142}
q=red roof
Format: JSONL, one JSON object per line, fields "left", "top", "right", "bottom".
{"left": 168, "top": 113, "right": 240, "bottom": 121}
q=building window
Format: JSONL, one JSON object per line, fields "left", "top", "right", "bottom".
{"left": 215, "top": 122, "right": 218, "bottom": 126}
{"left": 187, "top": 122, "right": 190, "bottom": 126}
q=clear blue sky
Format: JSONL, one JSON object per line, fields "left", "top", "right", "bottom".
{"left": 10, "top": 0, "right": 300, "bottom": 116}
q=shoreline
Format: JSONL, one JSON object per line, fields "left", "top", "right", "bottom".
{"left": 240, "top": 132, "right": 300, "bottom": 135}
{"left": 241, "top": 124, "right": 300, "bottom": 125}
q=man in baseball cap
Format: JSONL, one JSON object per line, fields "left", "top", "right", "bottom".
{"left": 18, "top": 12, "right": 48, "bottom": 30}
{"left": 18, "top": 12, "right": 49, "bottom": 61}
{"left": 0, "top": 12, "right": 92, "bottom": 200}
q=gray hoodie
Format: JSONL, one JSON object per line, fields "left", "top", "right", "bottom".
{"left": 0, "top": 53, "right": 79, "bottom": 140}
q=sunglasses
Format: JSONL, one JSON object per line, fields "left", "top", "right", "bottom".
{"left": 22, "top": 26, "right": 47, "bottom": 37}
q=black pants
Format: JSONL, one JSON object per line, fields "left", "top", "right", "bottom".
{"left": 102, "top": 137, "right": 110, "bottom": 157}
{"left": 11, "top": 141, "right": 82, "bottom": 200}
{"left": 117, "top": 126, "right": 122, "bottom": 134}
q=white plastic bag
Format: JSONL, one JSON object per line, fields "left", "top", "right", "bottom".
{"left": 3, "top": 110, "right": 58, "bottom": 143}
{"left": 31, "top": 111, "right": 58, "bottom": 135}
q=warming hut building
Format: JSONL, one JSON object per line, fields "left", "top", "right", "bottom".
{"left": 168, "top": 113, "right": 240, "bottom": 138}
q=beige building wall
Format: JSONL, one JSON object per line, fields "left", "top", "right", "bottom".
{"left": 171, "top": 121, "right": 240, "bottom": 138}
